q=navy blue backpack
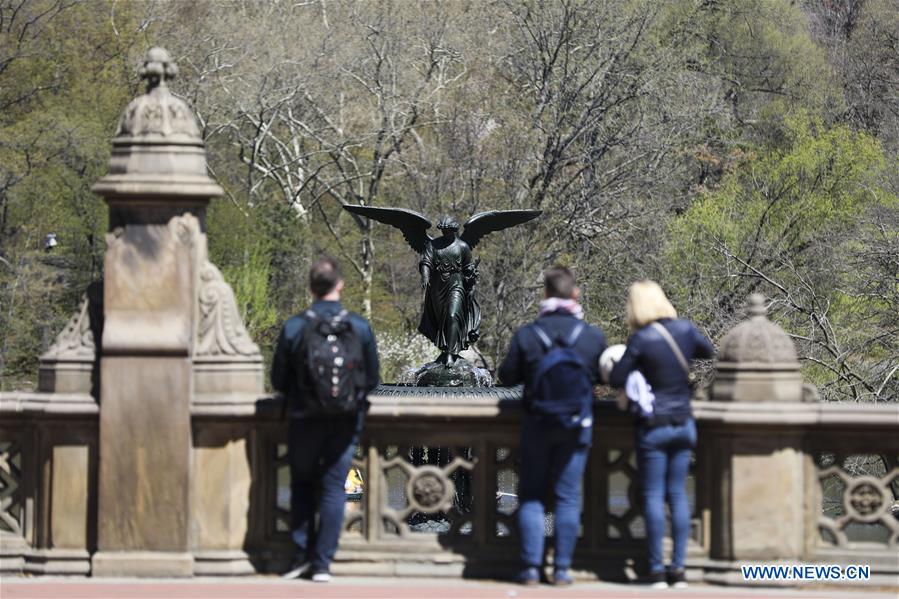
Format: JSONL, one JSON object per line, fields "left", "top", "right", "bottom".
{"left": 529, "top": 322, "right": 594, "bottom": 428}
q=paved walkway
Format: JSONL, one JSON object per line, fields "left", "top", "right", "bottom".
{"left": 2, "top": 577, "right": 894, "bottom": 599}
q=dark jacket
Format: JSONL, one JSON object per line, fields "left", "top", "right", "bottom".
{"left": 609, "top": 318, "right": 714, "bottom": 421}
{"left": 498, "top": 311, "right": 607, "bottom": 408}
{"left": 271, "top": 299, "right": 380, "bottom": 417}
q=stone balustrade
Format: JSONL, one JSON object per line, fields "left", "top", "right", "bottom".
{"left": 2, "top": 387, "right": 896, "bottom": 584}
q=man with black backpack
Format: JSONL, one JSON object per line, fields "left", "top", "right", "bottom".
{"left": 498, "top": 265, "right": 606, "bottom": 586}
{"left": 272, "top": 257, "right": 380, "bottom": 583}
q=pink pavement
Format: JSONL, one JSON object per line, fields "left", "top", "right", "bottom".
{"left": 2, "top": 578, "right": 894, "bottom": 599}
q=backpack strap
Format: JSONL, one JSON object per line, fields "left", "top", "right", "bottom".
{"left": 284, "top": 308, "right": 325, "bottom": 420}
{"left": 531, "top": 324, "right": 553, "bottom": 350}
{"left": 650, "top": 321, "right": 690, "bottom": 376}
{"left": 532, "top": 321, "right": 585, "bottom": 350}
{"left": 564, "top": 321, "right": 586, "bottom": 347}
{"left": 282, "top": 310, "right": 317, "bottom": 421}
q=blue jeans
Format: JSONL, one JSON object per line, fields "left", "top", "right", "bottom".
{"left": 288, "top": 414, "right": 361, "bottom": 571}
{"left": 517, "top": 415, "right": 590, "bottom": 570}
{"left": 636, "top": 417, "right": 696, "bottom": 574}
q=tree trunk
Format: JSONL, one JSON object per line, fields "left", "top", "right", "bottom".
{"left": 361, "top": 229, "right": 373, "bottom": 320}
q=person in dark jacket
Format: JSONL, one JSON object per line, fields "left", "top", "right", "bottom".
{"left": 498, "top": 266, "right": 607, "bottom": 586}
{"left": 272, "top": 257, "right": 380, "bottom": 583}
{"left": 609, "top": 280, "right": 714, "bottom": 589}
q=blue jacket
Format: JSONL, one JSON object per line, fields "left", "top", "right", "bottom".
{"left": 609, "top": 318, "right": 714, "bottom": 421}
{"left": 498, "top": 311, "right": 607, "bottom": 408}
{"left": 271, "top": 300, "right": 380, "bottom": 417}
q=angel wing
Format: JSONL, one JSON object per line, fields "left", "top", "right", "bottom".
{"left": 460, "top": 209, "right": 542, "bottom": 249}
{"left": 343, "top": 205, "right": 433, "bottom": 254}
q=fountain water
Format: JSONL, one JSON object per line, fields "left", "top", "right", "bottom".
{"left": 396, "top": 360, "right": 494, "bottom": 387}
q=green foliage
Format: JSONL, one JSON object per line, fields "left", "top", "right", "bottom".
{"left": 670, "top": 116, "right": 887, "bottom": 269}
{"left": 0, "top": 1, "right": 143, "bottom": 389}
{"left": 222, "top": 242, "right": 279, "bottom": 344}
{"left": 0, "top": 1, "right": 896, "bottom": 401}
{"left": 666, "top": 115, "right": 897, "bottom": 400}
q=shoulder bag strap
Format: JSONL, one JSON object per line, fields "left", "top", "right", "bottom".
{"left": 650, "top": 322, "right": 690, "bottom": 376}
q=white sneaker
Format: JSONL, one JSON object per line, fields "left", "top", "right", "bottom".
{"left": 312, "top": 571, "right": 332, "bottom": 583}
{"left": 648, "top": 571, "right": 668, "bottom": 589}
{"left": 672, "top": 580, "right": 689, "bottom": 589}
{"left": 281, "top": 561, "right": 310, "bottom": 580}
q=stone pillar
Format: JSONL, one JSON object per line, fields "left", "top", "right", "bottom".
{"left": 707, "top": 294, "right": 816, "bottom": 571}
{"left": 88, "top": 48, "right": 224, "bottom": 577}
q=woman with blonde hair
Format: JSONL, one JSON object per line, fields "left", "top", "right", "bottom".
{"left": 609, "top": 281, "right": 714, "bottom": 589}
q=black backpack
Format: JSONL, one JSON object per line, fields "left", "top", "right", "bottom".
{"left": 295, "top": 309, "right": 365, "bottom": 415}
{"left": 529, "top": 322, "right": 594, "bottom": 428}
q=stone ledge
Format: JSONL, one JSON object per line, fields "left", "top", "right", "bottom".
{"left": 190, "top": 393, "right": 270, "bottom": 418}
{"left": 192, "top": 550, "right": 256, "bottom": 576}
{"left": 91, "top": 551, "right": 194, "bottom": 578}
{"left": 4, "top": 389, "right": 896, "bottom": 431}
{"left": 694, "top": 401, "right": 899, "bottom": 429}
{"left": 0, "top": 392, "right": 98, "bottom": 416}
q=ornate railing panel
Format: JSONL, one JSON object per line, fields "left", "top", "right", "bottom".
{"left": 240, "top": 390, "right": 710, "bottom": 578}
{"left": 0, "top": 438, "right": 25, "bottom": 539}
{"left": 814, "top": 449, "right": 899, "bottom": 552}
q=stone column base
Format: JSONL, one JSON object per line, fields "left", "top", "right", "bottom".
{"left": 25, "top": 549, "right": 92, "bottom": 575}
{"left": 0, "top": 537, "right": 27, "bottom": 574}
{"left": 91, "top": 551, "right": 193, "bottom": 577}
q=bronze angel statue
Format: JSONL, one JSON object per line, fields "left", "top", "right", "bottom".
{"left": 344, "top": 206, "right": 541, "bottom": 368}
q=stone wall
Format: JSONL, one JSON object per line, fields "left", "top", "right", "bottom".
{"left": 3, "top": 389, "right": 896, "bottom": 585}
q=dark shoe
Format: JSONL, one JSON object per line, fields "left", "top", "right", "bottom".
{"left": 667, "top": 568, "right": 687, "bottom": 589}
{"left": 517, "top": 566, "right": 540, "bottom": 586}
{"left": 551, "top": 569, "right": 573, "bottom": 586}
{"left": 281, "top": 560, "right": 310, "bottom": 580}
{"left": 648, "top": 570, "right": 667, "bottom": 589}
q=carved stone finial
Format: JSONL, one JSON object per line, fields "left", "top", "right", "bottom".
{"left": 138, "top": 47, "right": 179, "bottom": 92}
{"left": 718, "top": 294, "right": 797, "bottom": 365}
{"left": 748, "top": 293, "right": 767, "bottom": 318}
{"left": 712, "top": 292, "right": 806, "bottom": 402}
{"left": 92, "top": 43, "right": 222, "bottom": 199}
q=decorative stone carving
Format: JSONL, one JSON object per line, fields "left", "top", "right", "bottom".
{"left": 42, "top": 296, "right": 95, "bottom": 360}
{"left": 92, "top": 47, "right": 222, "bottom": 200}
{"left": 196, "top": 262, "right": 260, "bottom": 358}
{"left": 817, "top": 461, "right": 899, "bottom": 547}
{"left": 39, "top": 282, "right": 103, "bottom": 394}
{"left": 848, "top": 481, "right": 883, "bottom": 518}
{"left": 170, "top": 213, "right": 200, "bottom": 250}
{"left": 116, "top": 47, "right": 200, "bottom": 141}
{"left": 718, "top": 294, "right": 799, "bottom": 365}
{"left": 410, "top": 471, "right": 448, "bottom": 510}
{"left": 712, "top": 294, "right": 805, "bottom": 402}
{"left": 0, "top": 439, "right": 23, "bottom": 536}
{"left": 378, "top": 453, "right": 474, "bottom": 535}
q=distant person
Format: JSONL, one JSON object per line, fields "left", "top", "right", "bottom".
{"left": 608, "top": 281, "right": 714, "bottom": 589}
{"left": 272, "top": 257, "right": 380, "bottom": 583}
{"left": 498, "top": 265, "right": 607, "bottom": 586}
